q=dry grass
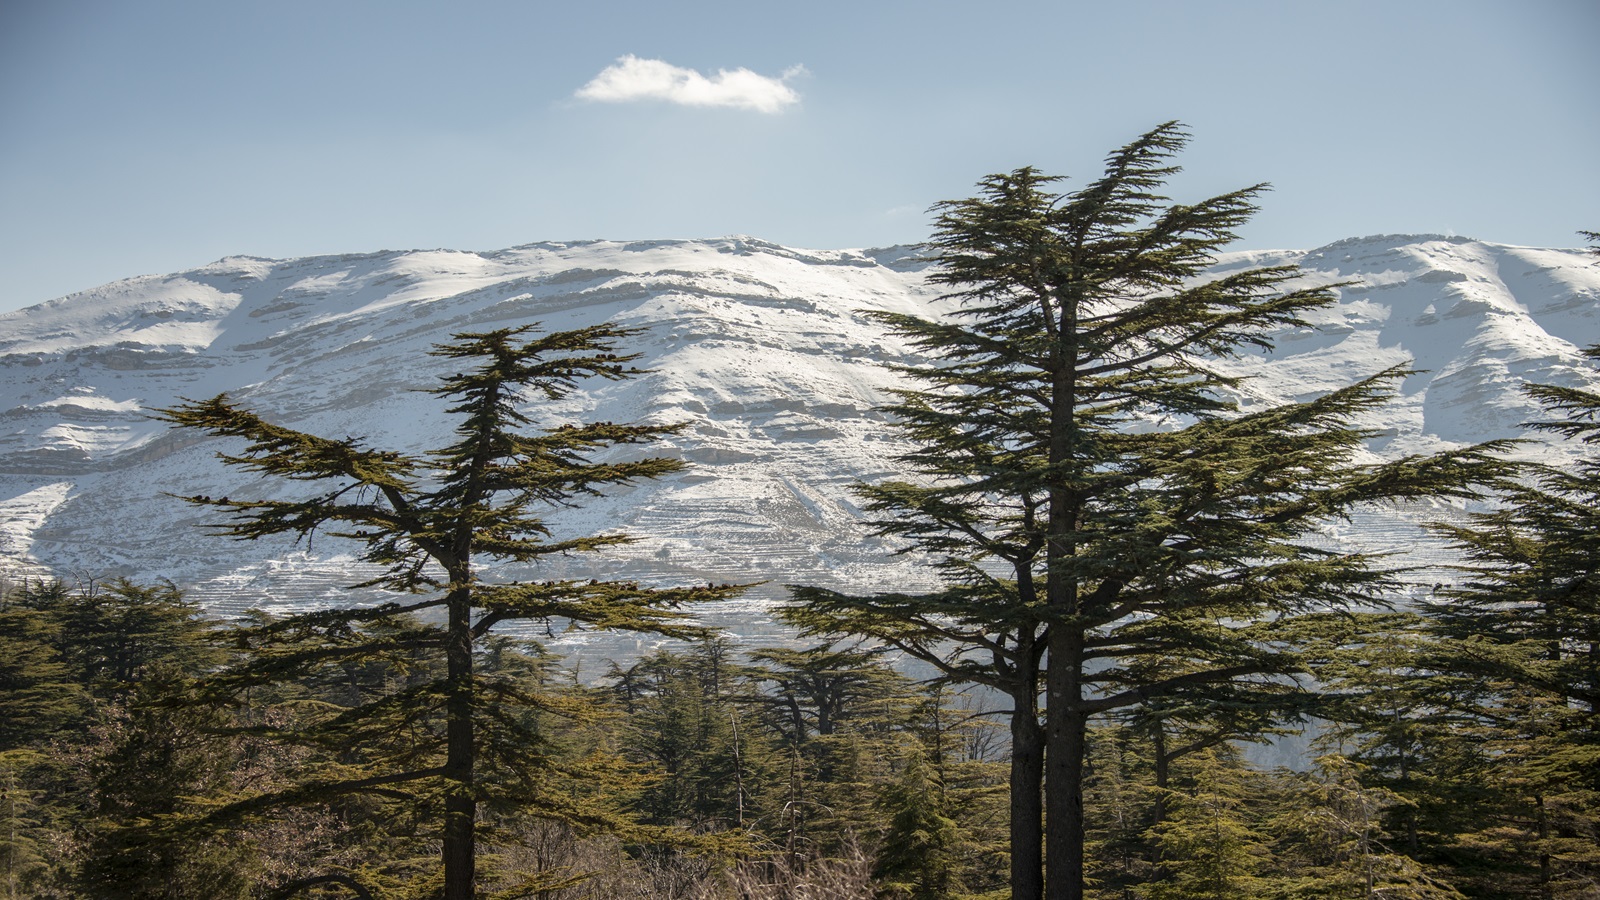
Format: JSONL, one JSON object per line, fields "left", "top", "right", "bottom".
{"left": 486, "top": 825, "right": 878, "bottom": 900}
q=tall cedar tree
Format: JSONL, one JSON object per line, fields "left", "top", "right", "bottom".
{"left": 789, "top": 122, "right": 1510, "bottom": 900}
{"left": 160, "top": 324, "right": 744, "bottom": 900}
{"left": 1426, "top": 282, "right": 1600, "bottom": 899}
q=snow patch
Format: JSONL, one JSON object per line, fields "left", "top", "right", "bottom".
{"left": 0, "top": 234, "right": 1595, "bottom": 614}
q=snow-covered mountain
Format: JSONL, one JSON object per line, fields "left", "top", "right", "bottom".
{"left": 1, "top": 234, "right": 1596, "bottom": 649}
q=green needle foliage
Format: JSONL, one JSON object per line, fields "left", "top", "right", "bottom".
{"left": 1425, "top": 333, "right": 1600, "bottom": 896}
{"left": 158, "top": 323, "right": 746, "bottom": 900}
{"left": 874, "top": 749, "right": 965, "bottom": 900}
{"left": 788, "top": 122, "right": 1514, "bottom": 900}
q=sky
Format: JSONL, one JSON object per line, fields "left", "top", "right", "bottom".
{"left": 1, "top": 0, "right": 1596, "bottom": 314}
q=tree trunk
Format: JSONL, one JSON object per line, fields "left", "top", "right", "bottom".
{"left": 443, "top": 587, "right": 476, "bottom": 900}
{"left": 1151, "top": 723, "right": 1170, "bottom": 827}
{"left": 1044, "top": 285, "right": 1087, "bottom": 900}
{"left": 1011, "top": 680, "right": 1045, "bottom": 900}
{"left": 1537, "top": 794, "right": 1552, "bottom": 900}
{"left": 1045, "top": 630, "right": 1088, "bottom": 900}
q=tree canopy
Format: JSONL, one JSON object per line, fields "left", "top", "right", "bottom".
{"left": 789, "top": 122, "right": 1513, "bottom": 900}
{"left": 158, "top": 324, "right": 746, "bottom": 899}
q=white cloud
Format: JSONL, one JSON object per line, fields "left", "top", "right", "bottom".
{"left": 575, "top": 56, "right": 805, "bottom": 114}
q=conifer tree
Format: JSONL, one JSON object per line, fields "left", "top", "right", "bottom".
{"left": 1140, "top": 745, "right": 1273, "bottom": 900}
{"left": 873, "top": 748, "right": 964, "bottom": 900}
{"left": 791, "top": 123, "right": 1511, "bottom": 900}
{"left": 746, "top": 640, "right": 920, "bottom": 858}
{"left": 745, "top": 640, "right": 912, "bottom": 745}
{"left": 787, "top": 511, "right": 1050, "bottom": 893}
{"left": 0, "top": 578, "right": 235, "bottom": 898}
{"left": 54, "top": 579, "right": 223, "bottom": 699}
{"left": 159, "top": 324, "right": 745, "bottom": 900}
{"left": 77, "top": 669, "right": 254, "bottom": 900}
{"left": 1268, "top": 754, "right": 1469, "bottom": 900}
{"left": 611, "top": 639, "right": 770, "bottom": 833}
{"left": 0, "top": 583, "right": 89, "bottom": 751}
{"left": 1303, "top": 611, "right": 1481, "bottom": 863}
{"left": 1425, "top": 323, "right": 1600, "bottom": 897}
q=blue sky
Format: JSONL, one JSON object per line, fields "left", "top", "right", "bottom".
{"left": 1, "top": 0, "right": 1595, "bottom": 313}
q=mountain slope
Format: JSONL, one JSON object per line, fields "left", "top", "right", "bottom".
{"left": 1, "top": 234, "right": 1596, "bottom": 644}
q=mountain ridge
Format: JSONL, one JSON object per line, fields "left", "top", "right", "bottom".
{"left": 2, "top": 233, "right": 1596, "bottom": 651}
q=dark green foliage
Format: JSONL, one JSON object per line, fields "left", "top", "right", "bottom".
{"left": 599, "top": 639, "right": 1013, "bottom": 895}
{"left": 0, "top": 750, "right": 55, "bottom": 900}
{"left": 789, "top": 122, "right": 1513, "bottom": 900}
{"left": 874, "top": 749, "right": 964, "bottom": 900}
{"left": 77, "top": 671, "right": 255, "bottom": 900}
{"left": 1302, "top": 612, "right": 1481, "bottom": 864}
{"left": 744, "top": 640, "right": 927, "bottom": 854}
{"left": 53, "top": 580, "right": 223, "bottom": 699}
{"left": 11, "top": 568, "right": 1590, "bottom": 898}
{"left": 1076, "top": 725, "right": 1476, "bottom": 900}
{"left": 1420, "top": 329, "right": 1600, "bottom": 897}
{"left": 746, "top": 641, "right": 910, "bottom": 744}
{"left": 1264, "top": 755, "right": 1470, "bottom": 900}
{"left": 157, "top": 324, "right": 747, "bottom": 899}
{"left": 0, "top": 585, "right": 89, "bottom": 751}
{"left": 786, "top": 578, "right": 1047, "bottom": 898}
{"left": 610, "top": 638, "right": 772, "bottom": 833}
{"left": 1138, "top": 746, "right": 1273, "bottom": 900}
{"left": 0, "top": 578, "right": 238, "bottom": 899}
{"left": 1429, "top": 343, "right": 1600, "bottom": 728}
{"left": 0, "top": 579, "right": 207, "bottom": 752}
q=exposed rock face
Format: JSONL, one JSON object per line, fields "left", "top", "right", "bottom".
{"left": 2, "top": 234, "right": 1596, "bottom": 652}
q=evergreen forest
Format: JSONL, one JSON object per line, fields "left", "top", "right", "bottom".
{"left": 0, "top": 125, "right": 1595, "bottom": 900}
